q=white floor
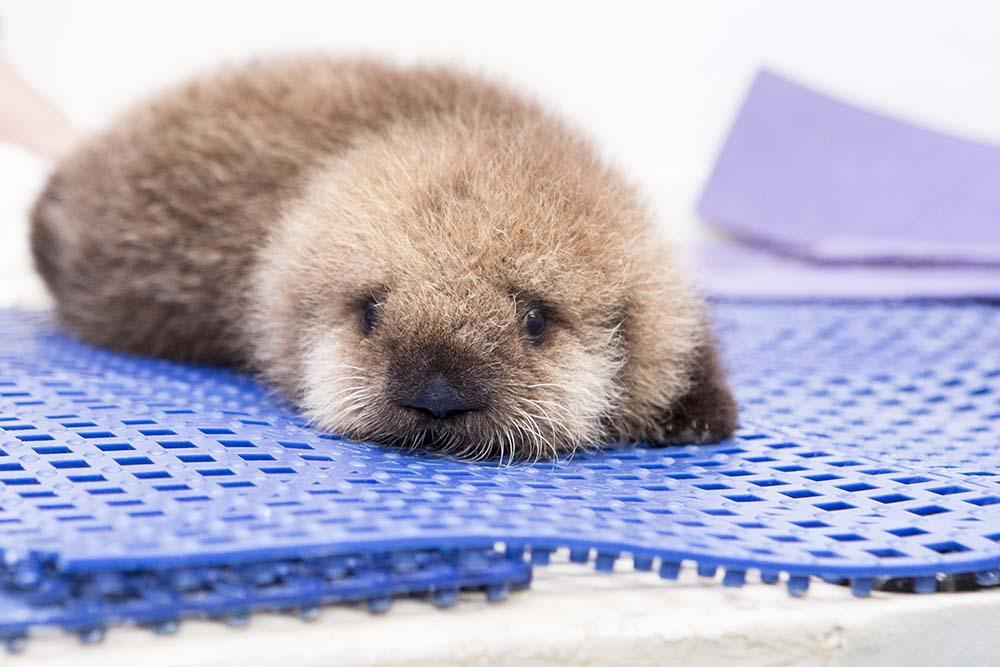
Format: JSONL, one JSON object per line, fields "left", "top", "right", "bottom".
{"left": 2, "top": 152, "right": 998, "bottom": 666}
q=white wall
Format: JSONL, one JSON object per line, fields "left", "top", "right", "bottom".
{"left": 3, "top": 0, "right": 1000, "bottom": 302}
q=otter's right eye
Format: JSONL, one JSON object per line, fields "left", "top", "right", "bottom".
{"left": 361, "top": 298, "right": 380, "bottom": 334}
{"left": 523, "top": 307, "right": 546, "bottom": 341}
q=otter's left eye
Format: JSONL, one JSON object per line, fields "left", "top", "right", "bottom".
{"left": 523, "top": 307, "right": 546, "bottom": 341}
{"left": 361, "top": 298, "right": 380, "bottom": 334}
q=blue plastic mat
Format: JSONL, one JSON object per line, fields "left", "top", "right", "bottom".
{"left": 0, "top": 549, "right": 529, "bottom": 649}
{"left": 1, "top": 303, "right": 999, "bottom": 642}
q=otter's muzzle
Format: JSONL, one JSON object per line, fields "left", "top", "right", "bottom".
{"left": 397, "top": 374, "right": 479, "bottom": 419}
{"left": 390, "top": 342, "right": 491, "bottom": 421}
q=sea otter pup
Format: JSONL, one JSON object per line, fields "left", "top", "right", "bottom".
{"left": 30, "top": 57, "right": 736, "bottom": 460}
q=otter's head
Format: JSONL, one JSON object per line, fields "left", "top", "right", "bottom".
{"left": 251, "top": 118, "right": 736, "bottom": 460}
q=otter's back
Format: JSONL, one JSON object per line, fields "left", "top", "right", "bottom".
{"left": 30, "top": 58, "right": 527, "bottom": 364}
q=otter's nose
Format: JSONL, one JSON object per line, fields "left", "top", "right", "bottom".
{"left": 399, "top": 375, "right": 477, "bottom": 419}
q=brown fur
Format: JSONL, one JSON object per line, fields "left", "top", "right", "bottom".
{"left": 30, "top": 56, "right": 737, "bottom": 460}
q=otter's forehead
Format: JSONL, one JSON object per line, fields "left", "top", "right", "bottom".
{"left": 372, "top": 178, "right": 634, "bottom": 312}
{"left": 281, "top": 113, "right": 645, "bottom": 326}
{"left": 379, "top": 224, "right": 627, "bottom": 326}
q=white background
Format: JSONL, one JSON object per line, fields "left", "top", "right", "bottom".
{"left": 3, "top": 0, "right": 1000, "bottom": 303}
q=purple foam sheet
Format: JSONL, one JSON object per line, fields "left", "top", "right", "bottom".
{"left": 696, "top": 237, "right": 1000, "bottom": 301}
{"left": 697, "top": 69, "right": 1000, "bottom": 266}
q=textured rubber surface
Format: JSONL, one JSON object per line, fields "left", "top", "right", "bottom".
{"left": 1, "top": 303, "right": 999, "bottom": 640}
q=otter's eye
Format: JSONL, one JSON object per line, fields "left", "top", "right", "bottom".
{"left": 523, "top": 307, "right": 546, "bottom": 341}
{"left": 361, "top": 298, "right": 380, "bottom": 334}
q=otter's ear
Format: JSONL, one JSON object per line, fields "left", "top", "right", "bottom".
{"left": 611, "top": 274, "right": 738, "bottom": 445}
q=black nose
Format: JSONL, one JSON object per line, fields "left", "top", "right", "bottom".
{"left": 399, "top": 375, "right": 477, "bottom": 419}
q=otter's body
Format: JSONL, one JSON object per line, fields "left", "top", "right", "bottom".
{"left": 32, "top": 57, "right": 736, "bottom": 459}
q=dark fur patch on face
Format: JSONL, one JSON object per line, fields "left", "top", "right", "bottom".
{"left": 386, "top": 339, "right": 494, "bottom": 413}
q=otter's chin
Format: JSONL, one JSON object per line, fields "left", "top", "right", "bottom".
{"left": 311, "top": 402, "right": 589, "bottom": 463}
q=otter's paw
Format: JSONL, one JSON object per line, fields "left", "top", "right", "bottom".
{"left": 654, "top": 411, "right": 737, "bottom": 445}
{"left": 646, "top": 344, "right": 738, "bottom": 446}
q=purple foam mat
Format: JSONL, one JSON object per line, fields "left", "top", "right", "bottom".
{"left": 698, "top": 69, "right": 1000, "bottom": 266}
{"left": 697, "top": 238, "right": 1000, "bottom": 300}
